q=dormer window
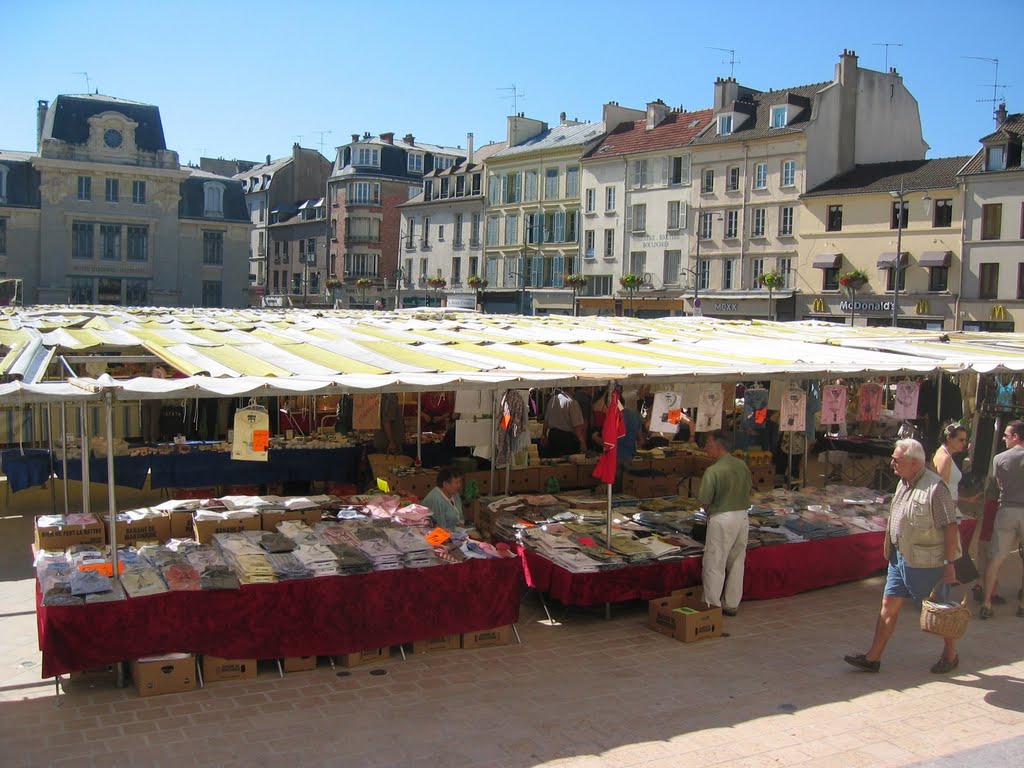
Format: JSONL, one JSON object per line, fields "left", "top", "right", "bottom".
{"left": 204, "top": 182, "right": 225, "bottom": 218}
{"left": 423, "top": 180, "right": 433, "bottom": 201}
{"left": 355, "top": 146, "right": 380, "bottom": 167}
{"left": 408, "top": 153, "right": 424, "bottom": 173}
{"left": 985, "top": 145, "right": 1006, "bottom": 171}
{"left": 718, "top": 115, "right": 733, "bottom": 135}
{"left": 771, "top": 106, "right": 788, "bottom": 129}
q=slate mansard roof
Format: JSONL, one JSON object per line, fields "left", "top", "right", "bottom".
{"left": 803, "top": 157, "right": 971, "bottom": 198}
{"left": 42, "top": 94, "right": 168, "bottom": 152}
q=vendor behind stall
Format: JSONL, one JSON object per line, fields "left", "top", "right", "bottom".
{"left": 374, "top": 392, "right": 406, "bottom": 453}
{"left": 421, "top": 466, "right": 465, "bottom": 531}
{"left": 542, "top": 388, "right": 586, "bottom": 458}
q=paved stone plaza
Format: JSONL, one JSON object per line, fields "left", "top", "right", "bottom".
{"left": 3, "top": 509, "right": 1022, "bottom": 767}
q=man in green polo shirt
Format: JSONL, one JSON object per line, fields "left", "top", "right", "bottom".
{"left": 698, "top": 429, "right": 753, "bottom": 616}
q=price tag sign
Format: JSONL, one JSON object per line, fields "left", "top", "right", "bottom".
{"left": 252, "top": 430, "right": 269, "bottom": 452}
{"left": 376, "top": 477, "right": 390, "bottom": 493}
{"left": 425, "top": 527, "right": 450, "bottom": 546}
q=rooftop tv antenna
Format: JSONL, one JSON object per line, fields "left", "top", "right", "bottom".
{"left": 293, "top": 134, "right": 304, "bottom": 146}
{"left": 497, "top": 83, "right": 525, "bottom": 114}
{"left": 312, "top": 130, "right": 332, "bottom": 156}
{"left": 707, "top": 47, "right": 740, "bottom": 78}
{"left": 962, "top": 56, "right": 1010, "bottom": 116}
{"left": 73, "top": 71, "right": 91, "bottom": 93}
{"left": 872, "top": 42, "right": 903, "bottom": 72}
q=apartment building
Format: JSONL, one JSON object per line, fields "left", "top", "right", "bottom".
{"left": 0, "top": 94, "right": 250, "bottom": 307}
{"left": 483, "top": 106, "right": 642, "bottom": 314}
{"left": 398, "top": 135, "right": 505, "bottom": 309}
{"left": 327, "top": 132, "right": 464, "bottom": 309}
{"left": 958, "top": 105, "right": 1024, "bottom": 332}
{"left": 234, "top": 145, "right": 331, "bottom": 301}
{"left": 685, "top": 49, "right": 928, "bottom": 319}
{"left": 801, "top": 157, "right": 968, "bottom": 328}
{"left": 579, "top": 101, "right": 713, "bottom": 316}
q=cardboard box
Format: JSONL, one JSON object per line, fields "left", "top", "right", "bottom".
{"left": 192, "top": 515, "right": 260, "bottom": 544}
{"left": 508, "top": 467, "right": 540, "bottom": 493}
{"left": 201, "top": 655, "right": 258, "bottom": 682}
{"left": 260, "top": 508, "right": 323, "bottom": 532}
{"left": 34, "top": 516, "right": 105, "bottom": 551}
{"left": 168, "top": 510, "right": 194, "bottom": 540}
{"left": 648, "top": 587, "right": 722, "bottom": 643}
{"left": 131, "top": 654, "right": 196, "bottom": 697}
{"left": 412, "top": 634, "right": 460, "bottom": 654}
{"left": 70, "top": 664, "right": 118, "bottom": 685}
{"left": 575, "top": 463, "right": 601, "bottom": 488}
{"left": 464, "top": 470, "right": 492, "bottom": 498}
{"left": 750, "top": 465, "right": 774, "bottom": 492}
{"left": 461, "top": 625, "right": 512, "bottom": 649}
{"left": 108, "top": 515, "right": 171, "bottom": 547}
{"left": 336, "top": 647, "right": 390, "bottom": 668}
{"left": 282, "top": 655, "right": 317, "bottom": 673}
{"left": 622, "top": 472, "right": 681, "bottom": 499}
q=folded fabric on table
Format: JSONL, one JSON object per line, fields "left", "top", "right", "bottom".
{"left": 120, "top": 566, "right": 168, "bottom": 598}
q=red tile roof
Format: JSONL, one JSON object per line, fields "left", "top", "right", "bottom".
{"left": 583, "top": 109, "right": 714, "bottom": 159}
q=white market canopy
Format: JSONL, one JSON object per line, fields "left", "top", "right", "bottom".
{"left": 2, "top": 306, "right": 1023, "bottom": 404}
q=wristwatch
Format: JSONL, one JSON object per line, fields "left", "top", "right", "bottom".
{"left": 943, "top": 559, "right": 954, "bottom": 565}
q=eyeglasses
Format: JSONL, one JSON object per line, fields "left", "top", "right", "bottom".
{"left": 890, "top": 456, "right": 904, "bottom": 464}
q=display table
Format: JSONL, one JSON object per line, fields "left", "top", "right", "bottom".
{"left": 54, "top": 446, "right": 365, "bottom": 490}
{"left": 519, "top": 520, "right": 976, "bottom": 607}
{"left": 37, "top": 556, "right": 523, "bottom": 678}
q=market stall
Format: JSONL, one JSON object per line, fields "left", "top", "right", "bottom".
{"left": 36, "top": 555, "right": 522, "bottom": 679}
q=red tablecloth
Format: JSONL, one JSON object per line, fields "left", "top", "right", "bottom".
{"left": 37, "top": 557, "right": 522, "bottom": 678}
{"left": 520, "top": 520, "right": 976, "bottom": 607}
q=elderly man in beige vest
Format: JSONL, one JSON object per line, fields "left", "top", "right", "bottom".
{"left": 845, "top": 438, "right": 962, "bottom": 674}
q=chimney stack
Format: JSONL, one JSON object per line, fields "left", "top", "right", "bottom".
{"left": 266, "top": 154, "right": 271, "bottom": 165}
{"left": 560, "top": 111, "right": 567, "bottom": 123}
{"left": 351, "top": 133, "right": 359, "bottom": 143}
{"left": 466, "top": 132, "right": 474, "bottom": 164}
{"left": 646, "top": 99, "right": 669, "bottom": 130}
{"left": 995, "top": 102, "right": 1008, "bottom": 128}
{"left": 36, "top": 100, "right": 48, "bottom": 150}
{"left": 380, "top": 132, "right": 394, "bottom": 144}
{"left": 403, "top": 133, "right": 415, "bottom": 145}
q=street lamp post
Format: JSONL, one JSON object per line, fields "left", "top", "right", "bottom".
{"left": 889, "top": 179, "right": 906, "bottom": 328}
{"left": 393, "top": 268, "right": 404, "bottom": 310}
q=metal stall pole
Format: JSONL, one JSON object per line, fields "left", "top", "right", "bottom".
{"left": 103, "top": 392, "right": 125, "bottom": 689}
{"left": 416, "top": 393, "right": 422, "bottom": 465}
{"left": 488, "top": 390, "right": 496, "bottom": 497}
{"left": 79, "top": 402, "right": 91, "bottom": 517}
{"left": 46, "top": 404, "right": 57, "bottom": 514}
{"left": 60, "top": 402, "right": 69, "bottom": 515}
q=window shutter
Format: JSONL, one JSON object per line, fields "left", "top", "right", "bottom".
{"left": 531, "top": 255, "right": 543, "bottom": 286}
{"left": 553, "top": 254, "right": 565, "bottom": 287}
{"left": 554, "top": 211, "right": 566, "bottom": 242}
{"left": 625, "top": 205, "right": 632, "bottom": 233}
{"left": 501, "top": 175, "right": 508, "bottom": 204}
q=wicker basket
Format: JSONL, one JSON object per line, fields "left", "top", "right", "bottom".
{"left": 920, "top": 589, "right": 971, "bottom": 640}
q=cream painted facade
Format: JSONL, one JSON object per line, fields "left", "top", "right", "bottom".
{"left": 579, "top": 153, "right": 630, "bottom": 299}
{"left": 958, "top": 116, "right": 1024, "bottom": 333}
{"left": 799, "top": 185, "right": 964, "bottom": 329}
{"left": 3, "top": 95, "right": 252, "bottom": 307}
{"left": 687, "top": 136, "right": 805, "bottom": 307}
{"left": 483, "top": 109, "right": 641, "bottom": 313}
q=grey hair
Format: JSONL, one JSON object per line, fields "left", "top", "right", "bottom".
{"left": 895, "top": 438, "right": 925, "bottom": 464}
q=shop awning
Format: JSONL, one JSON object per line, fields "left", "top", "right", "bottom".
{"left": 812, "top": 253, "right": 842, "bottom": 269}
{"left": 918, "top": 250, "right": 952, "bottom": 268}
{"left": 877, "top": 252, "right": 908, "bottom": 269}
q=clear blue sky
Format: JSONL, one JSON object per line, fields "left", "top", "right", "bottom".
{"left": 4, "top": 0, "right": 1020, "bottom": 166}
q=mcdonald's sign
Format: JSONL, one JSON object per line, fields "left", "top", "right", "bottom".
{"left": 812, "top": 298, "right": 827, "bottom": 313}
{"left": 915, "top": 299, "right": 930, "bottom": 315}
{"left": 991, "top": 304, "right": 1008, "bottom": 321}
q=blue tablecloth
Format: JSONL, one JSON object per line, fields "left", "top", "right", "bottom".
{"left": 1, "top": 449, "right": 53, "bottom": 493}
{"left": 54, "top": 445, "right": 365, "bottom": 490}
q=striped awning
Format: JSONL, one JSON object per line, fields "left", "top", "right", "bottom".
{"left": 918, "top": 250, "right": 951, "bottom": 268}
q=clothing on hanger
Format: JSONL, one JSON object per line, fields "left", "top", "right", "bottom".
{"left": 893, "top": 380, "right": 920, "bottom": 421}
{"left": 820, "top": 384, "right": 848, "bottom": 426}
{"left": 857, "top": 382, "right": 885, "bottom": 422}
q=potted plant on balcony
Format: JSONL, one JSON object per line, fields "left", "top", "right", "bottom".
{"left": 426, "top": 277, "right": 447, "bottom": 307}
{"left": 325, "top": 277, "right": 343, "bottom": 290}
{"left": 355, "top": 277, "right": 373, "bottom": 308}
{"left": 564, "top": 273, "right": 587, "bottom": 317}
{"left": 759, "top": 271, "right": 785, "bottom": 321}
{"left": 619, "top": 273, "right": 644, "bottom": 317}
